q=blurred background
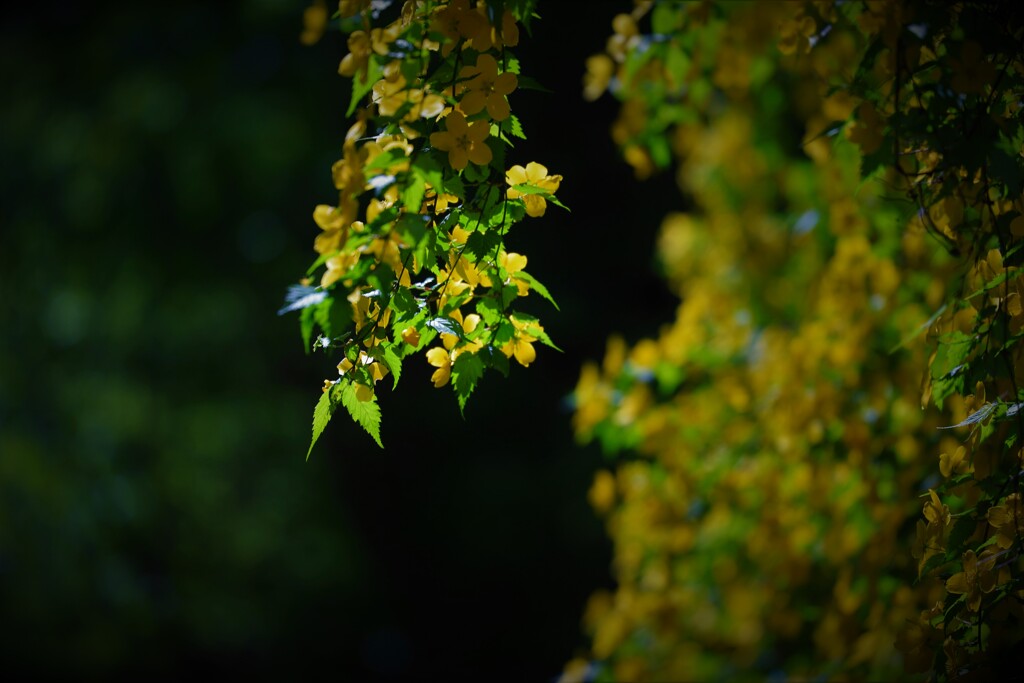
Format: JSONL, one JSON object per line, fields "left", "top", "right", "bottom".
{"left": 0, "top": 1, "right": 680, "bottom": 678}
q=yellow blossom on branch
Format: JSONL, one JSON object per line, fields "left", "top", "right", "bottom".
{"left": 432, "top": 0, "right": 491, "bottom": 56}
{"left": 988, "top": 494, "right": 1024, "bottom": 549}
{"left": 458, "top": 53, "right": 517, "bottom": 121}
{"left": 506, "top": 162, "right": 562, "bottom": 217}
{"left": 945, "top": 549, "right": 998, "bottom": 612}
{"left": 429, "top": 110, "right": 492, "bottom": 170}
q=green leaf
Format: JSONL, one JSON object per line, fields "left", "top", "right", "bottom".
{"left": 313, "top": 298, "right": 335, "bottom": 339}
{"left": 392, "top": 286, "right": 420, "bottom": 319}
{"left": 375, "top": 342, "right": 404, "bottom": 389}
{"left": 507, "top": 114, "right": 526, "bottom": 140}
{"left": 480, "top": 343, "right": 509, "bottom": 377}
{"left": 452, "top": 351, "right": 485, "bottom": 413}
{"left": 515, "top": 270, "right": 559, "bottom": 310}
{"left": 427, "top": 316, "right": 464, "bottom": 338}
{"left": 412, "top": 154, "right": 444, "bottom": 192}
{"left": 396, "top": 212, "right": 429, "bottom": 247}
{"left": 306, "top": 251, "right": 333, "bottom": 277}
{"left": 464, "top": 230, "right": 501, "bottom": 261}
{"left": 511, "top": 313, "right": 560, "bottom": 351}
{"left": 516, "top": 75, "right": 551, "bottom": 92}
{"left": 946, "top": 514, "right": 979, "bottom": 556}
{"left": 525, "top": 324, "right": 561, "bottom": 351}
{"left": 340, "top": 381, "right": 383, "bottom": 448}
{"left": 475, "top": 296, "right": 503, "bottom": 325}
{"left": 308, "top": 384, "right": 340, "bottom": 460}
{"left": 916, "top": 551, "right": 951, "bottom": 581}
{"left": 401, "top": 170, "right": 427, "bottom": 212}
{"left": 510, "top": 181, "right": 551, "bottom": 196}
{"left": 347, "top": 59, "right": 382, "bottom": 117}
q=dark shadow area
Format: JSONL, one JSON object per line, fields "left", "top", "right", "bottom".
{"left": 0, "top": 1, "right": 677, "bottom": 679}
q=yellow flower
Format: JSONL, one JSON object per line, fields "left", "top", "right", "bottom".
{"left": 583, "top": 54, "right": 615, "bottom": 101}
{"left": 331, "top": 142, "right": 366, "bottom": 193}
{"left": 401, "top": 326, "right": 421, "bottom": 347}
{"left": 501, "top": 315, "right": 540, "bottom": 367}
{"left": 777, "top": 12, "right": 816, "bottom": 56}
{"left": 300, "top": 0, "right": 328, "bottom": 46}
{"left": 506, "top": 162, "right": 562, "bottom": 217}
{"left": 372, "top": 75, "right": 447, "bottom": 122}
{"left": 369, "top": 23, "right": 402, "bottom": 57}
{"left": 945, "top": 549, "right": 997, "bottom": 612}
{"left": 338, "top": 31, "right": 371, "bottom": 78}
{"left": 430, "top": 110, "right": 492, "bottom": 170}
{"left": 846, "top": 101, "right": 884, "bottom": 155}
{"left": 432, "top": 0, "right": 490, "bottom": 55}
{"left": 321, "top": 249, "right": 360, "bottom": 288}
{"left": 949, "top": 42, "right": 996, "bottom": 95}
{"left": 425, "top": 310, "right": 482, "bottom": 388}
{"left": 491, "top": 10, "right": 519, "bottom": 50}
{"left": 458, "top": 53, "right": 517, "bottom": 121}
{"left": 988, "top": 494, "right": 1024, "bottom": 549}
{"left": 426, "top": 346, "right": 453, "bottom": 387}
{"left": 939, "top": 445, "right": 968, "bottom": 478}
{"left": 424, "top": 185, "right": 460, "bottom": 213}
{"left": 338, "top": 0, "right": 370, "bottom": 18}
{"left": 606, "top": 13, "right": 640, "bottom": 62}
{"left": 441, "top": 309, "right": 482, "bottom": 351}
{"left": 498, "top": 251, "right": 530, "bottom": 296}
{"left": 588, "top": 470, "right": 617, "bottom": 514}
{"left": 313, "top": 207, "right": 358, "bottom": 256}
{"left": 337, "top": 349, "right": 388, "bottom": 401}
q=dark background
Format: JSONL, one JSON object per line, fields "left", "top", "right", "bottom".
{"left": 0, "top": 1, "right": 679, "bottom": 678}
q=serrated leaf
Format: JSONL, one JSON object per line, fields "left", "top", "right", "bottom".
{"left": 392, "top": 286, "right": 419, "bottom": 318}
{"left": 308, "top": 384, "right": 340, "bottom": 460}
{"left": 464, "top": 230, "right": 501, "bottom": 261}
{"left": 347, "top": 59, "right": 382, "bottom": 117}
{"left": 313, "top": 298, "right": 335, "bottom": 339}
{"left": 375, "top": 342, "right": 403, "bottom": 389}
{"left": 452, "top": 351, "right": 485, "bottom": 413}
{"left": 427, "top": 316, "right": 464, "bottom": 339}
{"left": 340, "top": 381, "right": 383, "bottom": 448}
{"left": 475, "top": 297, "right": 503, "bottom": 325}
{"left": 401, "top": 170, "right": 427, "bottom": 212}
{"left": 364, "top": 149, "right": 405, "bottom": 174}
{"left": 396, "top": 212, "right": 429, "bottom": 247}
{"left": 521, "top": 323, "right": 561, "bottom": 352}
{"left": 514, "top": 270, "right": 559, "bottom": 310}
{"left": 480, "top": 344, "right": 509, "bottom": 377}
{"left": 412, "top": 154, "right": 444, "bottom": 191}
{"left": 507, "top": 114, "right": 526, "bottom": 140}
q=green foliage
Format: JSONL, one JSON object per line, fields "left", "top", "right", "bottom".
{"left": 308, "top": 383, "right": 340, "bottom": 459}
{"left": 339, "top": 380, "right": 383, "bottom": 447}
{"left": 567, "top": 1, "right": 1024, "bottom": 681}
{"left": 286, "top": 0, "right": 564, "bottom": 452}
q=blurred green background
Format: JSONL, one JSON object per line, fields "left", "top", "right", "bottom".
{"left": 0, "top": 1, "right": 679, "bottom": 678}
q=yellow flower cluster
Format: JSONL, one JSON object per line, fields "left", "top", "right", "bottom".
{"left": 562, "top": 1, "right": 1024, "bottom": 680}
{"left": 293, "top": 1, "right": 563, "bottom": 447}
